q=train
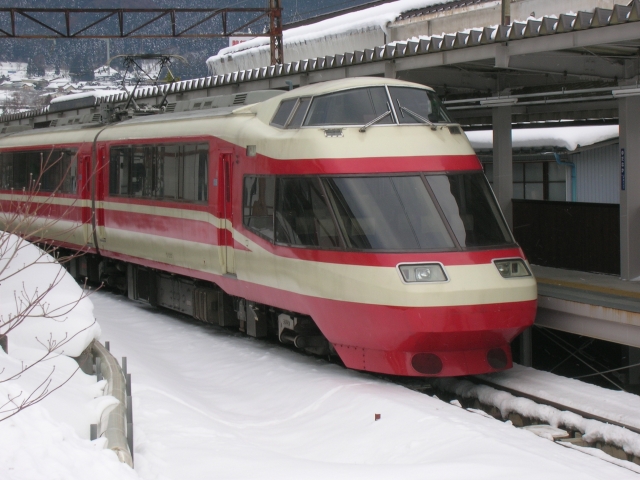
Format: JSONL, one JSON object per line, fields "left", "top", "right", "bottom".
{"left": 0, "top": 77, "right": 537, "bottom": 376}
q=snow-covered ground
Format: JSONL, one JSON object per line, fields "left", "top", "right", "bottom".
{"left": 0, "top": 235, "right": 136, "bottom": 480}
{"left": 3, "top": 234, "right": 639, "bottom": 478}
{"left": 92, "top": 291, "right": 639, "bottom": 479}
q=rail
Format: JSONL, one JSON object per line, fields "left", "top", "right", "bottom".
{"left": 426, "top": 376, "right": 640, "bottom": 471}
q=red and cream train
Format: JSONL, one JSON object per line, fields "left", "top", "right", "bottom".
{"left": 0, "top": 77, "right": 537, "bottom": 376}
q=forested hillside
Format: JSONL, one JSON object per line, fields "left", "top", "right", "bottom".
{"left": 0, "top": 0, "right": 373, "bottom": 79}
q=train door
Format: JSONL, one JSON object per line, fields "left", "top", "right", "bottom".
{"left": 80, "top": 154, "right": 92, "bottom": 246}
{"left": 96, "top": 145, "right": 107, "bottom": 243}
{"left": 219, "top": 152, "right": 236, "bottom": 275}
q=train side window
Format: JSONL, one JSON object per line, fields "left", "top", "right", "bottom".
{"left": 182, "top": 144, "right": 208, "bottom": 202}
{"left": 0, "top": 149, "right": 76, "bottom": 194}
{"left": 270, "top": 99, "right": 297, "bottom": 128}
{"left": 131, "top": 146, "right": 147, "bottom": 197}
{"left": 40, "top": 150, "right": 77, "bottom": 193}
{"left": 0, "top": 153, "right": 12, "bottom": 189}
{"left": 109, "top": 147, "right": 131, "bottom": 195}
{"left": 243, "top": 176, "right": 275, "bottom": 241}
{"left": 109, "top": 143, "right": 208, "bottom": 202}
{"left": 275, "top": 177, "right": 341, "bottom": 248}
{"left": 157, "top": 145, "right": 179, "bottom": 199}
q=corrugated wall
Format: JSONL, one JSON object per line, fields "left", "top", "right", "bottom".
{"left": 572, "top": 143, "right": 620, "bottom": 204}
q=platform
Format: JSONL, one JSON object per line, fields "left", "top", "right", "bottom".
{"left": 532, "top": 265, "right": 640, "bottom": 348}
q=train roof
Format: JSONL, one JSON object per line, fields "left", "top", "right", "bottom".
{"left": 0, "top": 77, "right": 475, "bottom": 160}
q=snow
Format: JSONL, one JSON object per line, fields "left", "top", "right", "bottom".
{"left": 49, "top": 91, "right": 102, "bottom": 105}
{"left": 3, "top": 234, "right": 640, "bottom": 478}
{"left": 465, "top": 125, "right": 619, "bottom": 151}
{"left": 0, "top": 234, "right": 99, "bottom": 356}
{"left": 480, "top": 364, "right": 640, "bottom": 431}
{"left": 220, "top": 0, "right": 448, "bottom": 56}
{"left": 207, "top": 0, "right": 456, "bottom": 74}
{"left": 0, "top": 234, "right": 135, "bottom": 480}
{"left": 91, "top": 290, "right": 639, "bottom": 479}
{"left": 437, "top": 375, "right": 640, "bottom": 458}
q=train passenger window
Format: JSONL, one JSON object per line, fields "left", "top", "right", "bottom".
{"left": 243, "top": 176, "right": 275, "bottom": 240}
{"left": 182, "top": 145, "right": 208, "bottom": 202}
{"left": 388, "top": 87, "right": 452, "bottom": 124}
{"left": 0, "top": 149, "right": 77, "bottom": 194}
{"left": 0, "top": 153, "right": 12, "bottom": 189}
{"left": 131, "top": 146, "right": 148, "bottom": 197}
{"left": 157, "top": 145, "right": 180, "bottom": 199}
{"left": 109, "top": 147, "right": 129, "bottom": 195}
{"left": 322, "top": 176, "right": 453, "bottom": 250}
{"left": 270, "top": 99, "right": 297, "bottom": 128}
{"left": 108, "top": 143, "right": 208, "bottom": 202}
{"left": 275, "top": 177, "right": 341, "bottom": 248}
{"left": 426, "top": 173, "right": 513, "bottom": 247}
{"left": 304, "top": 87, "right": 392, "bottom": 126}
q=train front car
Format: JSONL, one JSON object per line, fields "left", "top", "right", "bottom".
{"left": 237, "top": 77, "right": 537, "bottom": 377}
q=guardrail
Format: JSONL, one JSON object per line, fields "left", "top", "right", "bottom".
{"left": 89, "top": 340, "right": 134, "bottom": 468}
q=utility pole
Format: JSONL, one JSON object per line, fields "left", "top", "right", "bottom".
{"left": 270, "top": 0, "right": 284, "bottom": 65}
{"left": 501, "top": 0, "right": 510, "bottom": 25}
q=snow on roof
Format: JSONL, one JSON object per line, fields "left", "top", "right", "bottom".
{"left": 50, "top": 91, "right": 102, "bottom": 104}
{"left": 225, "top": 0, "right": 449, "bottom": 55}
{"left": 207, "top": 0, "right": 456, "bottom": 73}
{"left": 465, "top": 125, "right": 620, "bottom": 152}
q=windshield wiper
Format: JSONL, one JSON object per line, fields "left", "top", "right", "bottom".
{"left": 399, "top": 104, "right": 435, "bottom": 127}
{"left": 359, "top": 110, "right": 392, "bottom": 132}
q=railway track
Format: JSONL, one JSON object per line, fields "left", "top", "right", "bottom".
{"left": 396, "top": 376, "right": 640, "bottom": 473}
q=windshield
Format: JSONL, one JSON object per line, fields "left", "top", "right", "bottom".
{"left": 324, "top": 176, "right": 454, "bottom": 250}
{"left": 388, "top": 87, "right": 452, "bottom": 124}
{"left": 303, "top": 87, "right": 392, "bottom": 126}
{"left": 243, "top": 172, "right": 514, "bottom": 251}
{"left": 426, "top": 174, "right": 513, "bottom": 247}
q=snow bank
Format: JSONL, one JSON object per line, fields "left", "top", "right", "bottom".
{"left": 0, "top": 233, "right": 100, "bottom": 357}
{"left": 0, "top": 391, "right": 138, "bottom": 480}
{"left": 0, "top": 235, "right": 136, "bottom": 479}
{"left": 466, "top": 125, "right": 619, "bottom": 151}
{"left": 0, "top": 343, "right": 132, "bottom": 473}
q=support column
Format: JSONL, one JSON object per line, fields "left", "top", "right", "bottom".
{"left": 619, "top": 95, "right": 640, "bottom": 281}
{"left": 492, "top": 106, "right": 513, "bottom": 228}
{"left": 519, "top": 328, "right": 532, "bottom": 367}
{"left": 628, "top": 346, "right": 640, "bottom": 386}
{"left": 384, "top": 61, "right": 396, "bottom": 79}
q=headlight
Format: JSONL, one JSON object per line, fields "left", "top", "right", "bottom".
{"left": 398, "top": 263, "right": 448, "bottom": 283}
{"left": 494, "top": 258, "right": 531, "bottom": 278}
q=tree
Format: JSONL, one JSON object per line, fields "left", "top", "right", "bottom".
{"left": 0, "top": 149, "right": 100, "bottom": 421}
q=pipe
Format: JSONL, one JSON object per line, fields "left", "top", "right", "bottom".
{"left": 549, "top": 151, "right": 576, "bottom": 202}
